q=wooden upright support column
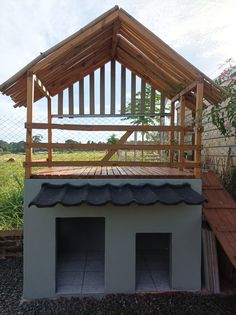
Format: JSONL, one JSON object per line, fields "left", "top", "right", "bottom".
{"left": 194, "top": 81, "right": 204, "bottom": 178}
{"left": 179, "top": 96, "right": 185, "bottom": 171}
{"left": 170, "top": 101, "right": 175, "bottom": 166}
{"left": 25, "top": 71, "right": 35, "bottom": 178}
{"left": 47, "top": 97, "right": 52, "bottom": 163}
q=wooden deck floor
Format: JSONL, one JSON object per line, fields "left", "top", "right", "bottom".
{"left": 31, "top": 166, "right": 194, "bottom": 179}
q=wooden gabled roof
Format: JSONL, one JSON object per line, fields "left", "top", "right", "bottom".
{"left": 0, "top": 6, "right": 226, "bottom": 108}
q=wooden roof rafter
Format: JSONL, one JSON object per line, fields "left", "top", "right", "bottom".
{"left": 0, "top": 5, "right": 227, "bottom": 108}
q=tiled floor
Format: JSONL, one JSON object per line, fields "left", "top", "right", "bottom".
{"left": 136, "top": 251, "right": 170, "bottom": 292}
{"left": 57, "top": 251, "right": 104, "bottom": 294}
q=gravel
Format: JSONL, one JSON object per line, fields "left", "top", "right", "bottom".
{"left": 0, "top": 258, "right": 236, "bottom": 315}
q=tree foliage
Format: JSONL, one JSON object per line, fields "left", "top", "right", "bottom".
{"left": 122, "top": 84, "right": 161, "bottom": 126}
{"left": 211, "top": 59, "right": 236, "bottom": 137}
{"left": 107, "top": 134, "right": 119, "bottom": 144}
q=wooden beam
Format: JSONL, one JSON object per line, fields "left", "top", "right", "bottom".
{"left": 194, "top": 82, "right": 204, "bottom": 178}
{"left": 100, "top": 65, "right": 105, "bottom": 114}
{"left": 25, "top": 160, "right": 200, "bottom": 168}
{"left": 90, "top": 72, "right": 95, "bottom": 114}
{"left": 121, "top": 65, "right": 126, "bottom": 114}
{"left": 150, "top": 87, "right": 155, "bottom": 115}
{"left": 30, "top": 8, "right": 119, "bottom": 73}
{"left": 25, "top": 71, "right": 35, "bottom": 178}
{"left": 49, "top": 48, "right": 110, "bottom": 93}
{"left": 131, "top": 72, "right": 136, "bottom": 114}
{"left": 111, "top": 20, "right": 121, "bottom": 58}
{"left": 79, "top": 78, "right": 84, "bottom": 115}
{"left": 102, "top": 131, "right": 133, "bottom": 161}
{"left": 58, "top": 92, "right": 63, "bottom": 117}
{"left": 29, "top": 142, "right": 200, "bottom": 151}
{"left": 0, "top": 7, "right": 119, "bottom": 91}
{"left": 26, "top": 122, "right": 195, "bottom": 132}
{"left": 179, "top": 97, "right": 185, "bottom": 171}
{"left": 117, "top": 48, "right": 173, "bottom": 100}
{"left": 141, "top": 79, "right": 145, "bottom": 114}
{"left": 170, "top": 101, "right": 175, "bottom": 165}
{"left": 47, "top": 97, "right": 52, "bottom": 162}
{"left": 117, "top": 38, "right": 176, "bottom": 97}
{"left": 34, "top": 76, "right": 51, "bottom": 98}
{"left": 160, "top": 93, "right": 166, "bottom": 117}
{"left": 110, "top": 59, "right": 116, "bottom": 114}
{"left": 68, "top": 85, "right": 74, "bottom": 117}
{"left": 119, "top": 25, "right": 190, "bottom": 83}
{"left": 171, "top": 81, "right": 197, "bottom": 102}
{"left": 119, "top": 9, "right": 201, "bottom": 78}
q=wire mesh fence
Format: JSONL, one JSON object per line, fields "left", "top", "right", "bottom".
{"left": 0, "top": 113, "right": 175, "bottom": 163}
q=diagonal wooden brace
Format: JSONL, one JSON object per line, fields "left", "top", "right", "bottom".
{"left": 102, "top": 130, "right": 133, "bottom": 161}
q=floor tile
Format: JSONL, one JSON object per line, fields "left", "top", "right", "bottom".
{"left": 85, "top": 260, "right": 104, "bottom": 271}
{"left": 58, "top": 260, "right": 85, "bottom": 272}
{"left": 136, "top": 282, "right": 156, "bottom": 292}
{"left": 86, "top": 251, "right": 104, "bottom": 261}
{"left": 57, "top": 285, "right": 82, "bottom": 294}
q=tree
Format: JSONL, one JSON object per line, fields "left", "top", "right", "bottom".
{"left": 32, "top": 134, "right": 43, "bottom": 143}
{"left": 123, "top": 84, "right": 161, "bottom": 127}
{"left": 123, "top": 84, "right": 167, "bottom": 160}
{"left": 65, "top": 139, "right": 78, "bottom": 144}
{"left": 107, "top": 134, "right": 119, "bottom": 144}
{"left": 65, "top": 139, "right": 79, "bottom": 152}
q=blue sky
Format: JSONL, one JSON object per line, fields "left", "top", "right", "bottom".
{"left": 0, "top": 0, "right": 236, "bottom": 141}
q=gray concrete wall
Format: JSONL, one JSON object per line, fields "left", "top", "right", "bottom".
{"left": 24, "top": 178, "right": 202, "bottom": 299}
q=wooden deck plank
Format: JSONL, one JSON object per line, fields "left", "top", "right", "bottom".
{"left": 31, "top": 166, "right": 194, "bottom": 179}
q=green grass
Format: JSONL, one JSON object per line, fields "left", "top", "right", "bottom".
{"left": 0, "top": 150, "right": 161, "bottom": 230}
{"left": 0, "top": 154, "right": 24, "bottom": 230}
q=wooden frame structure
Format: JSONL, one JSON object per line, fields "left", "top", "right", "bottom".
{"left": 0, "top": 6, "right": 226, "bottom": 179}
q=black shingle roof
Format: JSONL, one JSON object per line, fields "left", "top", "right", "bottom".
{"left": 29, "top": 183, "right": 205, "bottom": 207}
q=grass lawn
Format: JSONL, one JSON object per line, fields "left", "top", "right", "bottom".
{"left": 0, "top": 149, "right": 163, "bottom": 229}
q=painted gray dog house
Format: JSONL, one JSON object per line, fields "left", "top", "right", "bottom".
{"left": 24, "top": 178, "right": 203, "bottom": 298}
{"left": 0, "top": 6, "right": 225, "bottom": 300}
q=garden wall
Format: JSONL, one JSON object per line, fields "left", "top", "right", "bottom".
{"left": 0, "top": 230, "right": 23, "bottom": 259}
{"left": 202, "top": 99, "right": 236, "bottom": 176}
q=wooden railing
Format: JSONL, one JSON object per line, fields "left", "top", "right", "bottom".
{"left": 24, "top": 123, "right": 201, "bottom": 175}
{"left": 24, "top": 71, "right": 204, "bottom": 179}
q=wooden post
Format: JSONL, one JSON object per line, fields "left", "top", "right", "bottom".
{"left": 141, "top": 79, "right": 145, "bottom": 114}
{"left": 58, "top": 92, "right": 63, "bottom": 117}
{"left": 100, "top": 65, "right": 105, "bottom": 114}
{"left": 179, "top": 96, "right": 185, "bottom": 171}
{"left": 110, "top": 59, "right": 115, "bottom": 114}
{"left": 131, "top": 73, "right": 136, "bottom": 114}
{"left": 160, "top": 93, "right": 166, "bottom": 161}
{"left": 47, "top": 97, "right": 52, "bottom": 163}
{"left": 170, "top": 101, "right": 175, "bottom": 165}
{"left": 150, "top": 87, "right": 155, "bottom": 115}
{"left": 79, "top": 78, "right": 84, "bottom": 115}
{"left": 194, "top": 81, "right": 204, "bottom": 178}
{"left": 68, "top": 85, "right": 74, "bottom": 117}
{"left": 90, "top": 72, "right": 95, "bottom": 115}
{"left": 25, "top": 71, "right": 35, "bottom": 178}
{"left": 121, "top": 65, "right": 126, "bottom": 114}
